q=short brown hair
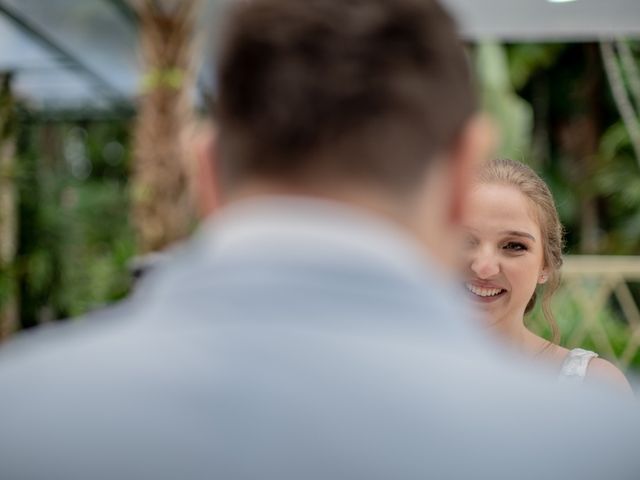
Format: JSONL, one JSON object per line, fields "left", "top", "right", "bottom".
{"left": 215, "top": 0, "right": 475, "bottom": 194}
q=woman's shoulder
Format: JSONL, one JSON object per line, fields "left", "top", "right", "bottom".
{"left": 527, "top": 333, "right": 633, "bottom": 394}
{"left": 557, "top": 346, "right": 633, "bottom": 394}
{"left": 586, "top": 356, "right": 633, "bottom": 393}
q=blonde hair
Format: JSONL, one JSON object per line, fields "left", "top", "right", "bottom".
{"left": 477, "top": 159, "right": 563, "bottom": 344}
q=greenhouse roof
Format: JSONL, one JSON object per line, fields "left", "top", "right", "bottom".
{"left": 0, "top": 0, "right": 139, "bottom": 113}
{"left": 0, "top": 0, "right": 638, "bottom": 114}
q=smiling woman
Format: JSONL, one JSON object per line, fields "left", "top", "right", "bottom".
{"left": 462, "top": 159, "right": 632, "bottom": 393}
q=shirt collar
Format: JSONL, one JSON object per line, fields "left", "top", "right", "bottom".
{"left": 194, "top": 195, "right": 451, "bottom": 282}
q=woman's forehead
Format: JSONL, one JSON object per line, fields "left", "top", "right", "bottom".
{"left": 464, "top": 183, "right": 541, "bottom": 236}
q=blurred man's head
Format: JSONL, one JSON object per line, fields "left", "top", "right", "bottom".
{"left": 200, "top": 0, "right": 495, "bottom": 264}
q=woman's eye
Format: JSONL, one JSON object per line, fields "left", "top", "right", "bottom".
{"left": 503, "top": 242, "right": 527, "bottom": 252}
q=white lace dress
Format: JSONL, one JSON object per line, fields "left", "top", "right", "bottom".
{"left": 558, "top": 348, "right": 598, "bottom": 383}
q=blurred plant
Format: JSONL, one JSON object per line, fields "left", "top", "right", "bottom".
{"left": 16, "top": 119, "right": 135, "bottom": 326}
{"left": 475, "top": 42, "right": 533, "bottom": 161}
{"left": 600, "top": 41, "right": 640, "bottom": 165}
{"left": 593, "top": 121, "right": 640, "bottom": 253}
{"left": 508, "top": 44, "right": 566, "bottom": 91}
{"left": 528, "top": 285, "right": 640, "bottom": 373}
{"left": 592, "top": 40, "right": 640, "bottom": 253}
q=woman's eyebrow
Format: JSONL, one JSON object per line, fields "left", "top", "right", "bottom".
{"left": 500, "top": 230, "right": 536, "bottom": 241}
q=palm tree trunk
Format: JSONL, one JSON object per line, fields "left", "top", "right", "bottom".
{"left": 130, "top": 0, "right": 200, "bottom": 254}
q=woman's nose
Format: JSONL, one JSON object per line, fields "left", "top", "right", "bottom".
{"left": 470, "top": 249, "right": 500, "bottom": 279}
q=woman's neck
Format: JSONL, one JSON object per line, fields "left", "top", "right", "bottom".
{"left": 490, "top": 313, "right": 551, "bottom": 356}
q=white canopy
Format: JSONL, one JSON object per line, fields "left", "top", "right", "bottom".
{"left": 0, "top": 0, "right": 638, "bottom": 113}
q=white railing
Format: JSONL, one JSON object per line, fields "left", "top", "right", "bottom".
{"left": 546, "top": 256, "right": 640, "bottom": 371}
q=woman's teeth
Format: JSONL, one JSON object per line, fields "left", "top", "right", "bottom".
{"left": 466, "top": 283, "right": 504, "bottom": 297}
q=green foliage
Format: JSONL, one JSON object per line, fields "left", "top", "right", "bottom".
{"left": 528, "top": 287, "right": 640, "bottom": 372}
{"left": 0, "top": 265, "right": 15, "bottom": 308}
{"left": 23, "top": 249, "right": 53, "bottom": 298}
{"left": 507, "top": 44, "right": 566, "bottom": 90}
{"left": 475, "top": 42, "right": 533, "bottom": 160}
{"left": 0, "top": 74, "right": 15, "bottom": 139}
{"left": 49, "top": 179, "right": 135, "bottom": 317}
{"left": 15, "top": 118, "right": 135, "bottom": 324}
{"left": 593, "top": 121, "right": 640, "bottom": 253}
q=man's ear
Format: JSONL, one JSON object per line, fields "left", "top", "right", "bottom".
{"left": 193, "top": 124, "right": 220, "bottom": 218}
{"left": 448, "top": 114, "right": 497, "bottom": 224}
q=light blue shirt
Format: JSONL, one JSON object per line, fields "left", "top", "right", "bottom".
{"left": 0, "top": 196, "right": 639, "bottom": 480}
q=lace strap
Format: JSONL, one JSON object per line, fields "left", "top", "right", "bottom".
{"left": 558, "top": 348, "right": 598, "bottom": 383}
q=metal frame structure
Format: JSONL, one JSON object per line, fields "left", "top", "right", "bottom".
{"left": 0, "top": 0, "right": 140, "bottom": 115}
